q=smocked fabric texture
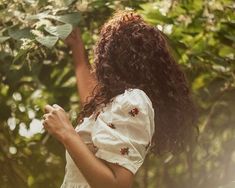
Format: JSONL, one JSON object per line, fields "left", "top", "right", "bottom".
{"left": 60, "top": 88, "right": 155, "bottom": 188}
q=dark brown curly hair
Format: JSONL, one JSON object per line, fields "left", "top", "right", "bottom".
{"left": 77, "top": 10, "right": 199, "bottom": 155}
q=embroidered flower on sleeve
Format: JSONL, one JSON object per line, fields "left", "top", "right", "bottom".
{"left": 107, "top": 123, "right": 116, "bottom": 129}
{"left": 128, "top": 107, "right": 139, "bottom": 117}
{"left": 120, "top": 147, "right": 129, "bottom": 155}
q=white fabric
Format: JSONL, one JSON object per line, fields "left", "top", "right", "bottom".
{"left": 60, "top": 88, "right": 155, "bottom": 188}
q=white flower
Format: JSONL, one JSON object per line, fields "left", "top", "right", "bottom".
{"left": 31, "top": 29, "right": 44, "bottom": 38}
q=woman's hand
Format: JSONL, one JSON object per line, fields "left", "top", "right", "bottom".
{"left": 64, "top": 27, "right": 98, "bottom": 107}
{"left": 42, "top": 104, "right": 76, "bottom": 143}
{"left": 64, "top": 27, "right": 87, "bottom": 68}
{"left": 65, "top": 27, "right": 83, "bottom": 50}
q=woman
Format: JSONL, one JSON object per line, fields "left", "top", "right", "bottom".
{"left": 42, "top": 10, "right": 198, "bottom": 188}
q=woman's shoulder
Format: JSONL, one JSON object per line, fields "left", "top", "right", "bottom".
{"left": 112, "top": 88, "right": 153, "bottom": 109}
{"left": 93, "top": 88, "right": 154, "bottom": 120}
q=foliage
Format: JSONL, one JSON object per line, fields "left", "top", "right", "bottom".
{"left": 0, "top": 0, "right": 235, "bottom": 188}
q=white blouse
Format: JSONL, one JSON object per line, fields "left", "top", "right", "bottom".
{"left": 60, "top": 88, "right": 155, "bottom": 188}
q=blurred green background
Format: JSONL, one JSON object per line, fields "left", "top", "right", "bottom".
{"left": 0, "top": 0, "right": 235, "bottom": 188}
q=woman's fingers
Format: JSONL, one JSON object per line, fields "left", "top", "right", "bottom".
{"left": 64, "top": 27, "right": 82, "bottom": 48}
{"left": 65, "top": 28, "right": 77, "bottom": 42}
{"left": 42, "top": 114, "right": 49, "bottom": 129}
{"left": 42, "top": 121, "right": 47, "bottom": 127}
{"left": 52, "top": 104, "right": 64, "bottom": 111}
{"left": 43, "top": 104, "right": 65, "bottom": 118}
{"left": 42, "top": 114, "right": 48, "bottom": 120}
{"left": 65, "top": 30, "right": 75, "bottom": 42}
{"left": 41, "top": 103, "right": 74, "bottom": 142}
{"left": 44, "top": 104, "right": 54, "bottom": 113}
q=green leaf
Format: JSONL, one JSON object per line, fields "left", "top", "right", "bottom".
{"left": 8, "top": 28, "right": 33, "bottom": 40}
{"left": 27, "top": 175, "right": 34, "bottom": 186}
{"left": 12, "top": 43, "right": 33, "bottom": 64}
{"left": 24, "top": 0, "right": 38, "bottom": 4}
{"left": 35, "top": 36, "right": 58, "bottom": 48}
{"left": 55, "top": 12, "right": 81, "bottom": 26}
{"left": 221, "top": 20, "right": 235, "bottom": 28}
{"left": 0, "top": 36, "right": 10, "bottom": 43}
{"left": 139, "top": 4, "right": 173, "bottom": 24}
{"left": 26, "top": 10, "right": 51, "bottom": 20}
{"left": 192, "top": 74, "right": 211, "bottom": 91}
{"left": 44, "top": 24, "right": 73, "bottom": 39}
{"left": 219, "top": 45, "right": 235, "bottom": 58}
{"left": 224, "top": 35, "right": 235, "bottom": 43}
{"left": 60, "top": 0, "right": 76, "bottom": 6}
{"left": 26, "top": 12, "right": 81, "bottom": 26}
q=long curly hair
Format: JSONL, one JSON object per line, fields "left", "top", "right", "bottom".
{"left": 77, "top": 10, "right": 199, "bottom": 155}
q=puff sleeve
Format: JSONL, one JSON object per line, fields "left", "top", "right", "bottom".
{"left": 91, "top": 88, "right": 155, "bottom": 174}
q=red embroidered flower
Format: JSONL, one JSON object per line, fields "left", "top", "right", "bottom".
{"left": 120, "top": 147, "right": 129, "bottom": 155}
{"left": 95, "top": 111, "right": 100, "bottom": 121}
{"left": 107, "top": 123, "right": 116, "bottom": 129}
{"left": 128, "top": 107, "right": 139, "bottom": 117}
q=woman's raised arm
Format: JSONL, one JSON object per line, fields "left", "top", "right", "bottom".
{"left": 65, "top": 27, "right": 98, "bottom": 107}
